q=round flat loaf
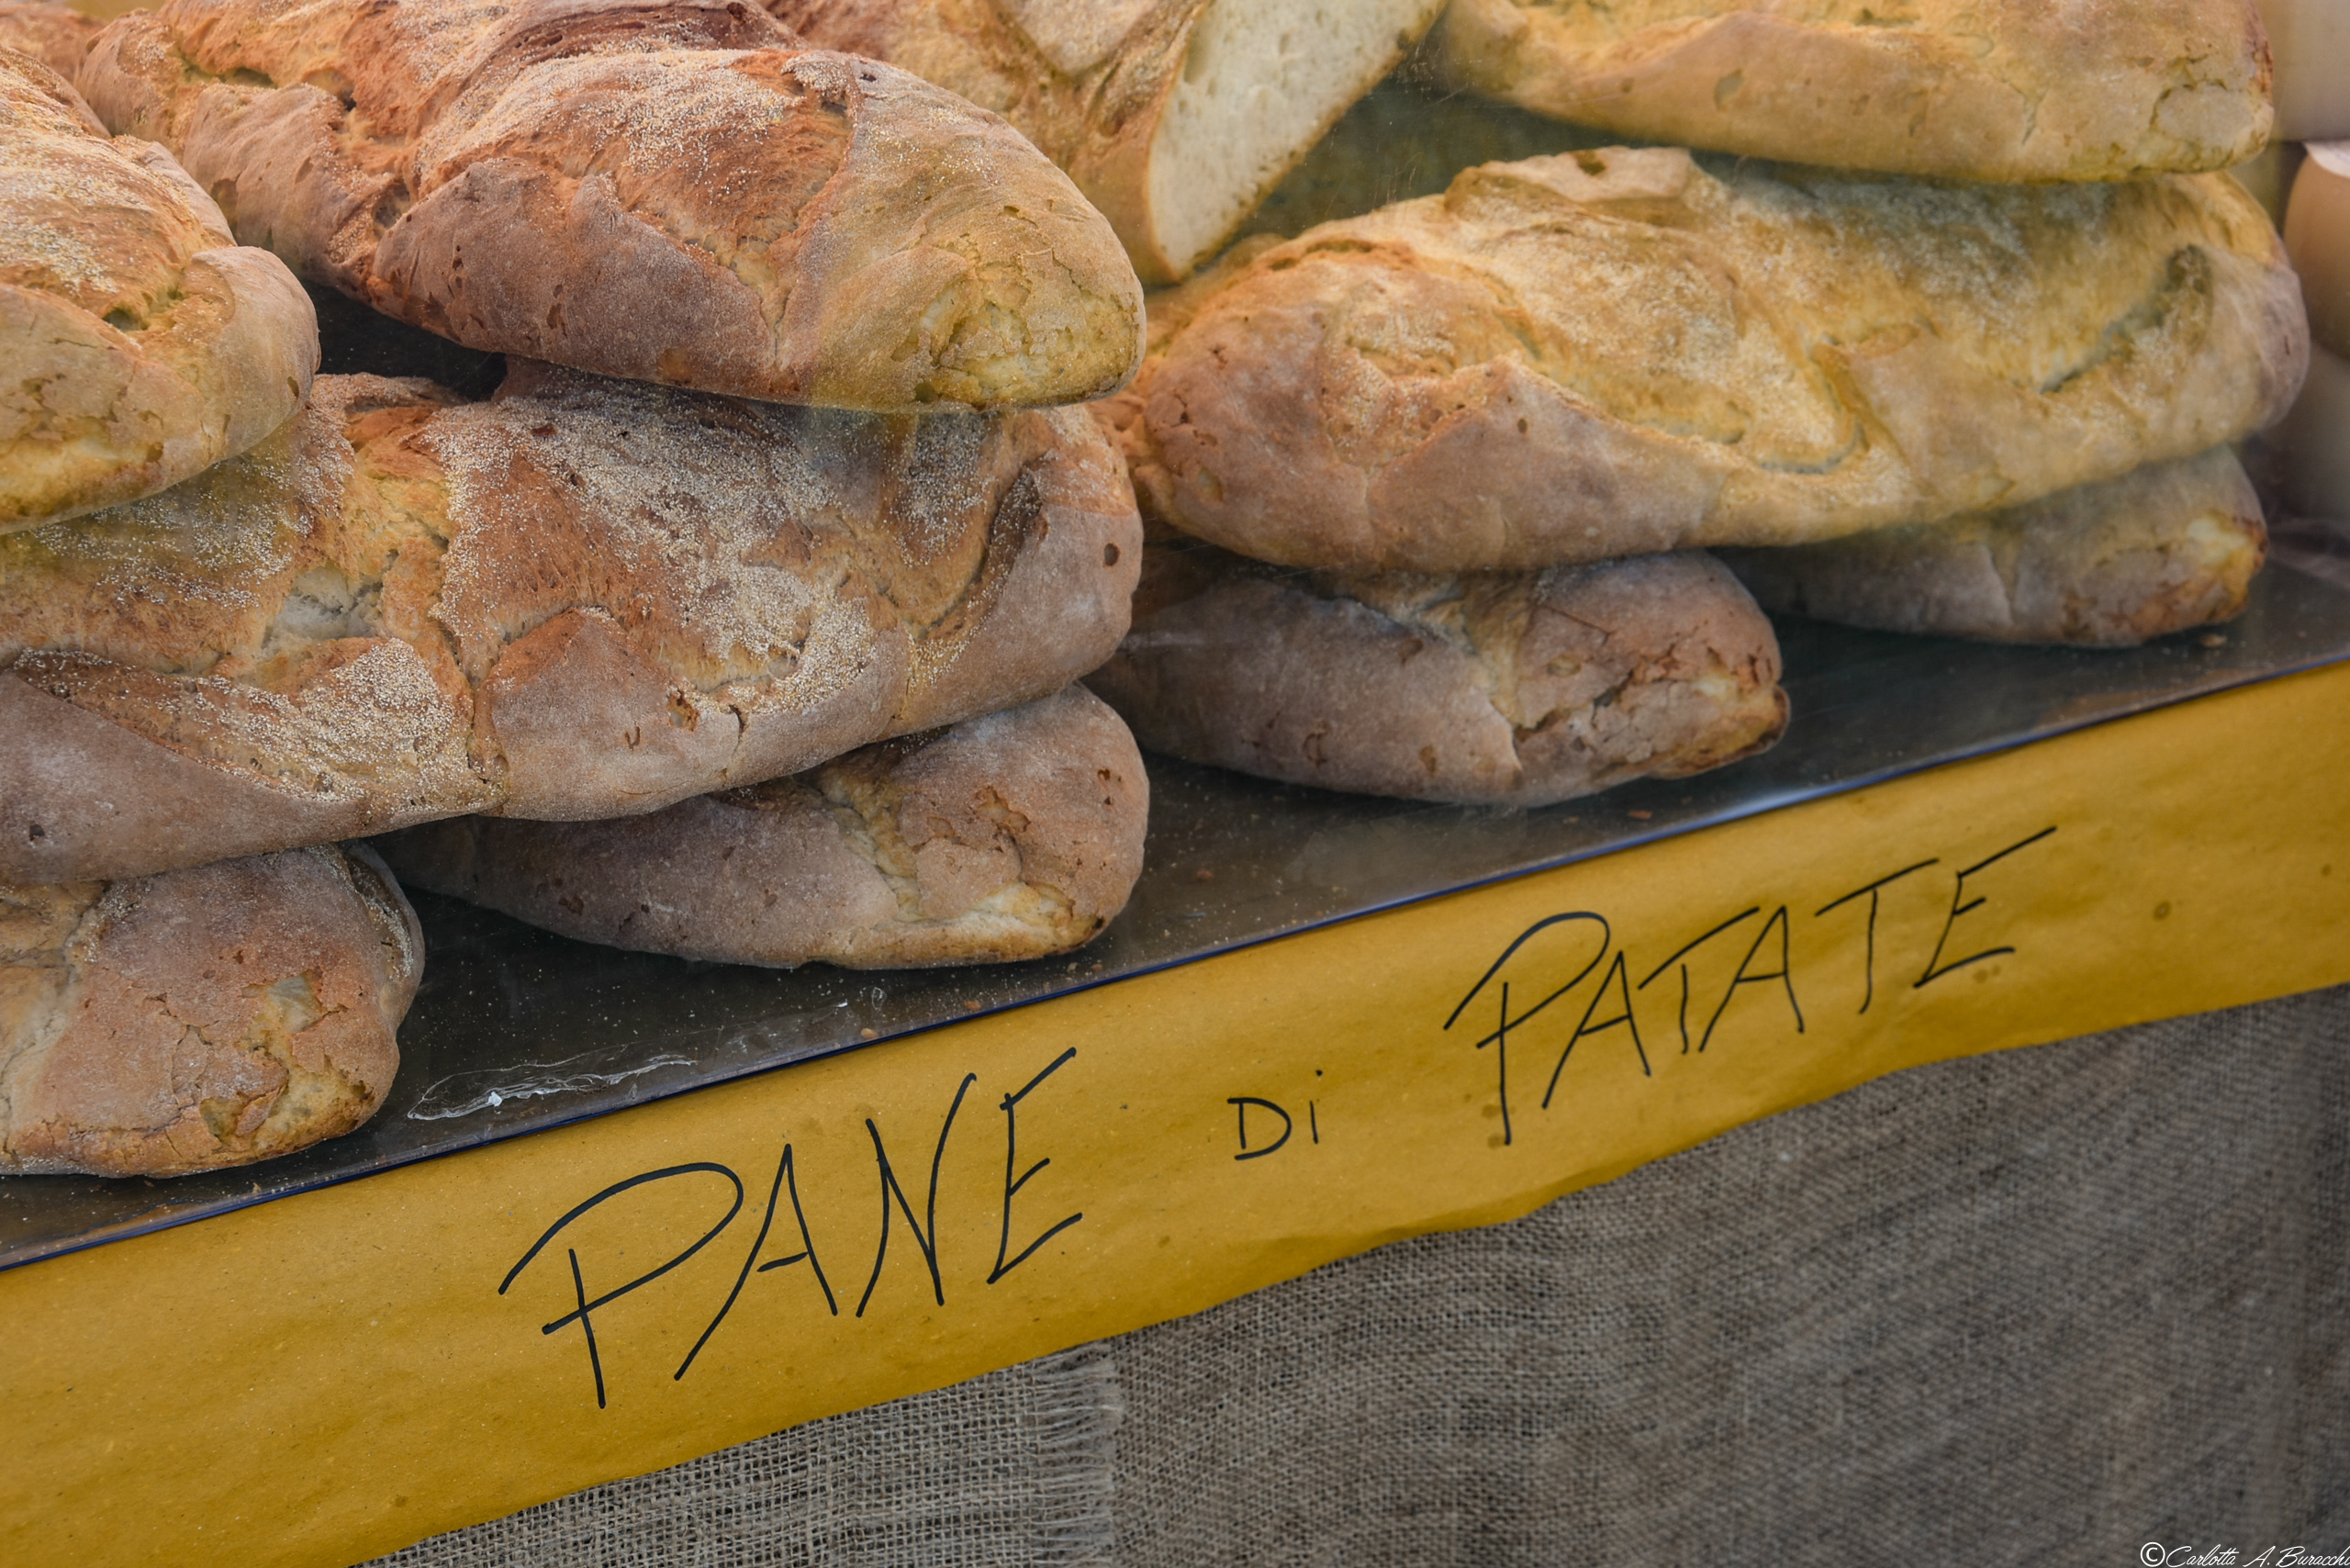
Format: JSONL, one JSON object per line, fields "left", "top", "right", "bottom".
{"left": 78, "top": 0, "right": 1144, "bottom": 410}
{"left": 0, "top": 843, "right": 420, "bottom": 1177}
{"left": 0, "top": 365, "right": 1142, "bottom": 886}
{"left": 1718, "top": 447, "right": 2267, "bottom": 647}
{"left": 376, "top": 685, "right": 1147, "bottom": 969}
{"left": 1424, "top": 0, "right": 2274, "bottom": 184}
{"left": 2, "top": 48, "right": 316, "bottom": 532}
{"left": 771, "top": 0, "right": 1445, "bottom": 284}
{"left": 1088, "top": 537, "right": 1785, "bottom": 806}
{"left": 1123, "top": 148, "right": 2307, "bottom": 574}
{"left": 0, "top": 2, "right": 98, "bottom": 77}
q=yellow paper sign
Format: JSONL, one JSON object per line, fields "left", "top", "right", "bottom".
{"left": 6, "top": 664, "right": 2349, "bottom": 1568}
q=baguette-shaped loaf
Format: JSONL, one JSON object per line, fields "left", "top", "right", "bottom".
{"left": 1123, "top": 148, "right": 2306, "bottom": 574}
{"left": 377, "top": 685, "right": 1147, "bottom": 969}
{"left": 1088, "top": 538, "right": 1784, "bottom": 806}
{"left": 77, "top": 0, "right": 1143, "bottom": 410}
{"left": 0, "top": 843, "right": 419, "bottom": 1177}
{"left": 0, "top": 3, "right": 97, "bottom": 76}
{"left": 1424, "top": 0, "right": 2274, "bottom": 183}
{"left": 0, "top": 366, "right": 1141, "bottom": 885}
{"left": 3, "top": 50, "right": 316, "bottom": 532}
{"left": 771, "top": 0, "right": 1445, "bottom": 285}
{"left": 1719, "top": 448, "right": 2266, "bottom": 647}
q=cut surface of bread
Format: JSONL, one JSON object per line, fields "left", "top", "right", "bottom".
{"left": 1424, "top": 0, "right": 2275, "bottom": 183}
{"left": 769, "top": 0, "right": 1444, "bottom": 283}
{"left": 0, "top": 366, "right": 1141, "bottom": 885}
{"left": 1089, "top": 536, "right": 1785, "bottom": 806}
{"left": 0, "top": 2, "right": 97, "bottom": 76}
{"left": 0, "top": 843, "right": 419, "bottom": 1177}
{"left": 376, "top": 685, "right": 1147, "bottom": 969}
{"left": 1143, "top": 0, "right": 1443, "bottom": 280}
{"left": 1, "top": 49, "right": 316, "bottom": 532}
{"left": 77, "top": 0, "right": 1144, "bottom": 409}
{"left": 1118, "top": 148, "right": 2306, "bottom": 573}
{"left": 1719, "top": 448, "right": 2267, "bottom": 646}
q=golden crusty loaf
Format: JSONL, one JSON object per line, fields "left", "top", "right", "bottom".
{"left": 1719, "top": 447, "right": 2266, "bottom": 647}
{"left": 2, "top": 49, "right": 316, "bottom": 532}
{"left": 0, "top": 843, "right": 419, "bottom": 1177}
{"left": 0, "top": 2, "right": 98, "bottom": 76}
{"left": 77, "top": 0, "right": 1143, "bottom": 410}
{"left": 769, "top": 0, "right": 1446, "bottom": 285}
{"left": 1088, "top": 537, "right": 1784, "bottom": 806}
{"left": 378, "top": 685, "right": 1147, "bottom": 969}
{"left": 1122, "top": 147, "right": 2306, "bottom": 575}
{"left": 0, "top": 364, "right": 1141, "bottom": 886}
{"left": 1424, "top": 0, "right": 2274, "bottom": 183}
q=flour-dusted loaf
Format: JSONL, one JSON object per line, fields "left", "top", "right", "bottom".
{"left": 769, "top": 0, "right": 1446, "bottom": 284}
{"left": 1, "top": 364, "right": 1141, "bottom": 885}
{"left": 78, "top": 0, "right": 1144, "bottom": 410}
{"left": 1088, "top": 537, "right": 1784, "bottom": 806}
{"left": 2, "top": 49, "right": 316, "bottom": 532}
{"left": 0, "top": 2, "right": 97, "bottom": 76}
{"left": 378, "top": 685, "right": 1147, "bottom": 969}
{"left": 1122, "top": 148, "right": 2306, "bottom": 574}
{"left": 1423, "top": 0, "right": 2274, "bottom": 184}
{"left": 0, "top": 842, "right": 419, "bottom": 1177}
{"left": 1719, "top": 448, "right": 2267, "bottom": 647}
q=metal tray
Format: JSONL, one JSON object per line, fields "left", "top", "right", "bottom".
{"left": 9, "top": 536, "right": 2350, "bottom": 1271}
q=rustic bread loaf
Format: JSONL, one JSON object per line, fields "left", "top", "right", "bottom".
{"left": 2, "top": 48, "right": 316, "bottom": 532}
{"left": 1719, "top": 448, "right": 2266, "bottom": 647}
{"left": 1088, "top": 536, "right": 1784, "bottom": 806}
{"left": 377, "top": 685, "right": 1146, "bottom": 969}
{"left": 1121, "top": 148, "right": 2307, "bottom": 574}
{"left": 77, "top": 0, "right": 1143, "bottom": 410}
{"left": 0, "top": 842, "right": 419, "bottom": 1177}
{"left": 1423, "top": 0, "right": 2274, "bottom": 184}
{"left": 0, "top": 2, "right": 96, "bottom": 76}
{"left": 768, "top": 0, "right": 1446, "bottom": 284}
{"left": 1, "top": 364, "right": 1141, "bottom": 886}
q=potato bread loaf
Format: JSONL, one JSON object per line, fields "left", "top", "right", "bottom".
{"left": 3, "top": 48, "right": 316, "bottom": 532}
{"left": 1719, "top": 447, "right": 2268, "bottom": 646}
{"left": 1423, "top": 0, "right": 2275, "bottom": 183}
{"left": 378, "top": 685, "right": 1147, "bottom": 969}
{"left": 1089, "top": 539, "right": 1785, "bottom": 806}
{"left": 1123, "top": 147, "right": 2307, "bottom": 573}
{"left": 1, "top": 364, "right": 1141, "bottom": 885}
{"left": 78, "top": 0, "right": 1145, "bottom": 409}
{"left": 0, "top": 842, "right": 419, "bottom": 1177}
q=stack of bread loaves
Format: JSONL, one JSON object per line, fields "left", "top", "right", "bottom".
{"left": 1, "top": 0, "right": 1158, "bottom": 1177}
{"left": 788, "top": 0, "right": 2311, "bottom": 807}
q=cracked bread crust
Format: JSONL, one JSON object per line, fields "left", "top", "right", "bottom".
{"left": 1423, "top": 0, "right": 2275, "bottom": 184}
{"left": 0, "top": 366, "right": 1143, "bottom": 885}
{"left": 1, "top": 49, "right": 317, "bottom": 532}
{"left": 76, "top": 0, "right": 1144, "bottom": 410}
{"left": 0, "top": 4, "right": 98, "bottom": 78}
{"left": 1087, "top": 533, "right": 1785, "bottom": 805}
{"left": 1718, "top": 446, "right": 2267, "bottom": 646}
{"left": 0, "top": 841, "right": 419, "bottom": 1177}
{"left": 1123, "top": 147, "right": 2307, "bottom": 574}
{"left": 375, "top": 684, "right": 1147, "bottom": 969}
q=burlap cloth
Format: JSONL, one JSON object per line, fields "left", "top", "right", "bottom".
{"left": 373, "top": 983, "right": 2350, "bottom": 1565}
